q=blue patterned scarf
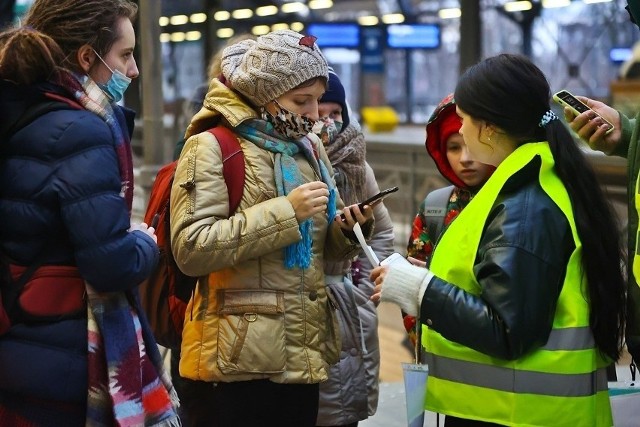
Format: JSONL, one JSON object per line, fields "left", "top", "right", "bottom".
{"left": 235, "top": 119, "right": 337, "bottom": 269}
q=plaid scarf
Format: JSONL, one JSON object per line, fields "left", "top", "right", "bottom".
{"left": 323, "top": 122, "right": 367, "bottom": 206}
{"left": 55, "top": 71, "right": 179, "bottom": 426}
{"left": 235, "top": 119, "right": 337, "bottom": 269}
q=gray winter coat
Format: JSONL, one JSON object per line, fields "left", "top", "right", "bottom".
{"left": 317, "top": 164, "right": 395, "bottom": 425}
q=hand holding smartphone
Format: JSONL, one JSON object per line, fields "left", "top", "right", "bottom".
{"left": 552, "top": 90, "right": 614, "bottom": 135}
{"left": 340, "top": 186, "right": 398, "bottom": 221}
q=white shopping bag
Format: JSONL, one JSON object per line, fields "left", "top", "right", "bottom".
{"left": 609, "top": 381, "right": 640, "bottom": 427}
{"left": 402, "top": 362, "right": 429, "bottom": 427}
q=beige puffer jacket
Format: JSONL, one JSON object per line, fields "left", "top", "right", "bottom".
{"left": 170, "top": 79, "right": 363, "bottom": 384}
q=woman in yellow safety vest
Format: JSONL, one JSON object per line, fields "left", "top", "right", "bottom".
{"left": 371, "top": 53, "right": 626, "bottom": 427}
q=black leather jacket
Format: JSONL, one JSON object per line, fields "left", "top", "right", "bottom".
{"left": 420, "top": 160, "right": 574, "bottom": 360}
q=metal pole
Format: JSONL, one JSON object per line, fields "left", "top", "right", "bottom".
{"left": 459, "top": 0, "right": 481, "bottom": 74}
{"left": 138, "top": 0, "right": 164, "bottom": 207}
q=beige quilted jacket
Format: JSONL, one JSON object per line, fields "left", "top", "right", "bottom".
{"left": 170, "top": 79, "right": 363, "bottom": 384}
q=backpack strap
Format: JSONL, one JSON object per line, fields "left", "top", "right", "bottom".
{"left": 423, "top": 185, "right": 455, "bottom": 261}
{"left": 1, "top": 239, "right": 57, "bottom": 323}
{"left": 208, "top": 126, "right": 245, "bottom": 214}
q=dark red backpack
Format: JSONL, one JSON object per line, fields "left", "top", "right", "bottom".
{"left": 139, "top": 126, "right": 244, "bottom": 349}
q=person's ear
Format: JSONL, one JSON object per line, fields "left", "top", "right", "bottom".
{"left": 76, "top": 44, "right": 96, "bottom": 74}
{"left": 483, "top": 122, "right": 496, "bottom": 141}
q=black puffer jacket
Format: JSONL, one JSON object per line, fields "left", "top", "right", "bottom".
{"left": 0, "top": 81, "right": 158, "bottom": 403}
{"left": 420, "top": 159, "right": 574, "bottom": 360}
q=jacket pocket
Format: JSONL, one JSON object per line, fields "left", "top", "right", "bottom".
{"left": 216, "top": 289, "right": 286, "bottom": 374}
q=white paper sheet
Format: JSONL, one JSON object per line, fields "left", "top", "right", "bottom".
{"left": 353, "top": 222, "right": 380, "bottom": 267}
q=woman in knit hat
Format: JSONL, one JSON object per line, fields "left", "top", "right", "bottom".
{"left": 402, "top": 94, "right": 493, "bottom": 356}
{"left": 169, "top": 30, "right": 374, "bottom": 427}
{"left": 315, "top": 70, "right": 395, "bottom": 427}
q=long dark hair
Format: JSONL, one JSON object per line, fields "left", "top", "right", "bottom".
{"left": 454, "top": 53, "right": 626, "bottom": 361}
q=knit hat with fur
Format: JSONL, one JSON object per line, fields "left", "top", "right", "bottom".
{"left": 221, "top": 29, "right": 329, "bottom": 107}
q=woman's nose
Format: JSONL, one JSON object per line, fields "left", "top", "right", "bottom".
{"left": 128, "top": 57, "right": 140, "bottom": 79}
{"left": 306, "top": 102, "right": 320, "bottom": 121}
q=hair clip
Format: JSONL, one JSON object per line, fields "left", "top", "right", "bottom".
{"left": 538, "top": 110, "right": 558, "bottom": 128}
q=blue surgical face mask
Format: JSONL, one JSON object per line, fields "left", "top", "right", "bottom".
{"left": 92, "top": 49, "right": 131, "bottom": 103}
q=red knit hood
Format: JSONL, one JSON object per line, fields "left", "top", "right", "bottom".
{"left": 425, "top": 94, "right": 466, "bottom": 188}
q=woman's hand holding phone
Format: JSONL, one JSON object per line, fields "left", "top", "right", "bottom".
{"left": 337, "top": 187, "right": 398, "bottom": 230}
{"left": 338, "top": 187, "right": 398, "bottom": 222}
{"left": 336, "top": 201, "right": 374, "bottom": 230}
{"left": 555, "top": 92, "right": 622, "bottom": 155}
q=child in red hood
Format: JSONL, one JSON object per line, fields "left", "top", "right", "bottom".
{"left": 403, "top": 94, "right": 494, "bottom": 348}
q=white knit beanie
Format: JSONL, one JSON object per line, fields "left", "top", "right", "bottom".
{"left": 221, "top": 29, "right": 329, "bottom": 107}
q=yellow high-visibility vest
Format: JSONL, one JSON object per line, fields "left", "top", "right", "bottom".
{"left": 425, "top": 142, "right": 611, "bottom": 427}
{"left": 633, "top": 173, "right": 640, "bottom": 287}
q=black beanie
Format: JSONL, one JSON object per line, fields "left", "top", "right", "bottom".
{"left": 320, "top": 70, "right": 350, "bottom": 131}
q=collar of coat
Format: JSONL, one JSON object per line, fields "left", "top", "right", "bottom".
{"left": 184, "top": 78, "right": 259, "bottom": 140}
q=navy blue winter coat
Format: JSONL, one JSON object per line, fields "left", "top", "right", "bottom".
{"left": 0, "top": 81, "right": 159, "bottom": 404}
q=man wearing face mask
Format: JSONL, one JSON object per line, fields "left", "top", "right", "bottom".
{"left": 564, "top": 0, "right": 640, "bottom": 374}
{"left": 170, "top": 31, "right": 376, "bottom": 427}
{"left": 315, "top": 70, "right": 394, "bottom": 427}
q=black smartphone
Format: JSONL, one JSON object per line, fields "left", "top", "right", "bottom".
{"left": 339, "top": 186, "right": 398, "bottom": 221}
{"left": 553, "top": 90, "right": 614, "bottom": 135}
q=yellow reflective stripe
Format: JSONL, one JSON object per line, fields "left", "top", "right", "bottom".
{"left": 425, "top": 352, "right": 608, "bottom": 397}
